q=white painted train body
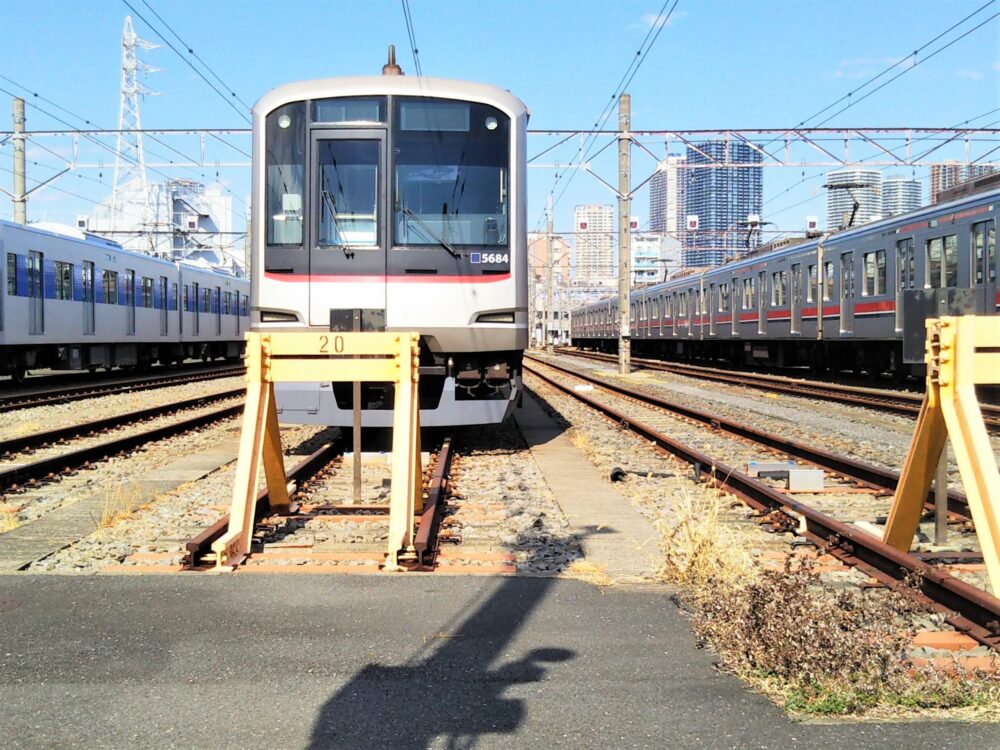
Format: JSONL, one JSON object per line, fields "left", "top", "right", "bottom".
{"left": 252, "top": 72, "right": 528, "bottom": 426}
{"left": 0, "top": 220, "right": 249, "bottom": 379}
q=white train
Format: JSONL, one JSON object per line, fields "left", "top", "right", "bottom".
{"left": 0, "top": 220, "right": 250, "bottom": 380}
{"left": 252, "top": 61, "right": 528, "bottom": 426}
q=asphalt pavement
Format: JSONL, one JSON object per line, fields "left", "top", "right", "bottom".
{"left": 1, "top": 574, "right": 998, "bottom": 749}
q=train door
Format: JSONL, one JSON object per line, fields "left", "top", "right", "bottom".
{"left": 840, "top": 252, "right": 854, "bottom": 334}
{"left": 192, "top": 281, "right": 200, "bottom": 335}
{"left": 757, "top": 271, "right": 766, "bottom": 335}
{"left": 972, "top": 219, "right": 997, "bottom": 313}
{"left": 895, "top": 239, "right": 913, "bottom": 331}
{"left": 790, "top": 263, "right": 802, "bottom": 334}
{"left": 83, "top": 261, "right": 95, "bottom": 335}
{"left": 125, "top": 270, "right": 136, "bottom": 335}
{"left": 309, "top": 129, "right": 386, "bottom": 327}
{"left": 159, "top": 276, "right": 168, "bottom": 336}
{"left": 28, "top": 250, "right": 43, "bottom": 335}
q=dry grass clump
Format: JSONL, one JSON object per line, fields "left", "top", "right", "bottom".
{"left": 656, "top": 489, "right": 757, "bottom": 593}
{"left": 0, "top": 507, "right": 19, "bottom": 533}
{"left": 98, "top": 482, "right": 146, "bottom": 528}
{"left": 657, "top": 490, "right": 999, "bottom": 716}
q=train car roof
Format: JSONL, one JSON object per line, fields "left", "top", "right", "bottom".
{"left": 574, "top": 184, "right": 1000, "bottom": 310}
{"left": 1, "top": 219, "right": 242, "bottom": 277}
{"left": 255, "top": 75, "right": 529, "bottom": 121}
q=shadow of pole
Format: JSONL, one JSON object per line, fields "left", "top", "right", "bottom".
{"left": 307, "top": 531, "right": 589, "bottom": 749}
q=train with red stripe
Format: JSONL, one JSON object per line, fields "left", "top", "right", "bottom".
{"left": 251, "top": 60, "right": 528, "bottom": 426}
{"left": 571, "top": 184, "right": 998, "bottom": 378}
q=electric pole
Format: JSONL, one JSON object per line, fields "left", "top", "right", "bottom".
{"left": 617, "top": 94, "right": 631, "bottom": 374}
{"left": 13, "top": 97, "right": 26, "bottom": 225}
{"left": 546, "top": 194, "right": 555, "bottom": 355}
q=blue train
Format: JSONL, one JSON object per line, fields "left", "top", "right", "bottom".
{"left": 0, "top": 220, "right": 250, "bottom": 381}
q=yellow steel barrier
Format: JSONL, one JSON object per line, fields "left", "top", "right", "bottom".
{"left": 212, "top": 331, "right": 422, "bottom": 570}
{"left": 884, "top": 316, "right": 1000, "bottom": 594}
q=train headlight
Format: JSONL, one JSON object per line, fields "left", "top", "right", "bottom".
{"left": 484, "top": 116, "right": 498, "bottom": 131}
{"left": 476, "top": 311, "right": 514, "bottom": 323}
{"left": 277, "top": 114, "right": 292, "bottom": 129}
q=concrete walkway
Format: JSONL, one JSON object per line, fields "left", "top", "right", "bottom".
{"left": 514, "top": 391, "right": 661, "bottom": 581}
{"left": 0, "top": 441, "right": 237, "bottom": 571}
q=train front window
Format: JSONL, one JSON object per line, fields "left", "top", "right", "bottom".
{"left": 265, "top": 102, "right": 306, "bottom": 247}
{"left": 316, "top": 139, "right": 380, "bottom": 248}
{"left": 393, "top": 98, "right": 509, "bottom": 248}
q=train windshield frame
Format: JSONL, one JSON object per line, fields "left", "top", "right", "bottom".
{"left": 393, "top": 97, "right": 510, "bottom": 249}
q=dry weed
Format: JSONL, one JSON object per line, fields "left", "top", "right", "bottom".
{"left": 657, "top": 487, "right": 999, "bottom": 716}
{"left": 564, "top": 559, "right": 614, "bottom": 586}
{"left": 98, "top": 482, "right": 145, "bottom": 528}
{"left": 0, "top": 507, "right": 19, "bottom": 533}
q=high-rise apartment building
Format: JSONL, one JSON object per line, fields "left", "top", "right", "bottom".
{"left": 649, "top": 154, "right": 686, "bottom": 237}
{"left": 683, "top": 141, "right": 762, "bottom": 267}
{"left": 825, "top": 169, "right": 882, "bottom": 230}
{"left": 573, "top": 204, "right": 614, "bottom": 282}
{"left": 930, "top": 162, "right": 996, "bottom": 203}
{"left": 881, "top": 176, "right": 922, "bottom": 217}
{"left": 631, "top": 232, "right": 663, "bottom": 284}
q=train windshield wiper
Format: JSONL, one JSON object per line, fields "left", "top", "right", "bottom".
{"left": 321, "top": 189, "right": 353, "bottom": 258}
{"left": 402, "top": 207, "right": 460, "bottom": 258}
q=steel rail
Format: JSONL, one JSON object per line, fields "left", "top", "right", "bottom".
{"left": 0, "top": 402, "right": 243, "bottom": 492}
{"left": 557, "top": 348, "right": 1000, "bottom": 430}
{"left": 184, "top": 442, "right": 342, "bottom": 568}
{"left": 0, "top": 366, "right": 246, "bottom": 414}
{"left": 525, "top": 362, "right": 1000, "bottom": 649}
{"left": 526, "top": 355, "right": 971, "bottom": 519}
{"left": 0, "top": 388, "right": 244, "bottom": 456}
{"left": 414, "top": 437, "right": 455, "bottom": 565}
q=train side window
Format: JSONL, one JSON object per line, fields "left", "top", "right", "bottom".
{"left": 925, "top": 234, "right": 957, "bottom": 288}
{"left": 171, "top": 283, "right": 178, "bottom": 311}
{"left": 104, "top": 270, "right": 118, "bottom": 305}
{"left": 55, "top": 262, "right": 73, "bottom": 300}
{"left": 862, "top": 250, "right": 886, "bottom": 297}
{"left": 142, "top": 277, "right": 153, "bottom": 308}
{"left": 265, "top": 102, "right": 306, "bottom": 247}
{"left": 806, "top": 264, "right": 817, "bottom": 303}
{"left": 823, "top": 262, "right": 834, "bottom": 301}
{"left": 770, "top": 271, "right": 787, "bottom": 306}
{"left": 183, "top": 284, "right": 190, "bottom": 311}
{"left": 719, "top": 283, "right": 729, "bottom": 312}
{"left": 896, "top": 239, "right": 913, "bottom": 290}
{"left": 6, "top": 253, "right": 15, "bottom": 295}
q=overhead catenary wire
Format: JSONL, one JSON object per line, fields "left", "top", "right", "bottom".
{"left": 536, "top": 0, "right": 680, "bottom": 230}
{"left": 138, "top": 0, "right": 252, "bottom": 111}
{"left": 120, "top": 0, "right": 251, "bottom": 124}
{"left": 400, "top": 0, "right": 423, "bottom": 77}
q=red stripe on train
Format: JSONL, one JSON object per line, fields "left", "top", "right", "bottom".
{"left": 264, "top": 273, "right": 511, "bottom": 284}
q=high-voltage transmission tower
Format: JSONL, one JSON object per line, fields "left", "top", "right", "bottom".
{"left": 110, "top": 15, "right": 158, "bottom": 246}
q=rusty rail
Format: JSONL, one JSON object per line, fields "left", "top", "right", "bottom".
{"left": 526, "top": 361, "right": 1000, "bottom": 650}
{"left": 414, "top": 437, "right": 455, "bottom": 565}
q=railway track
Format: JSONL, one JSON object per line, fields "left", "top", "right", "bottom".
{"left": 0, "top": 391, "right": 244, "bottom": 493}
{"left": 183, "top": 436, "right": 460, "bottom": 572}
{"left": 555, "top": 348, "right": 1000, "bottom": 431}
{"left": 0, "top": 365, "right": 245, "bottom": 414}
{"left": 524, "top": 357, "right": 1000, "bottom": 651}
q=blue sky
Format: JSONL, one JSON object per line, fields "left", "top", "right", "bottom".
{"left": 1, "top": 0, "right": 998, "bottom": 240}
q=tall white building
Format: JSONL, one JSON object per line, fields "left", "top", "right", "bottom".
{"left": 87, "top": 178, "right": 240, "bottom": 272}
{"left": 882, "top": 176, "right": 922, "bottom": 217}
{"left": 573, "top": 204, "right": 614, "bottom": 283}
{"left": 825, "top": 169, "right": 882, "bottom": 230}
{"left": 649, "top": 154, "right": 686, "bottom": 236}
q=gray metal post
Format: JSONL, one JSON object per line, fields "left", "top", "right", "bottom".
{"left": 13, "top": 97, "right": 26, "bottom": 225}
{"left": 935, "top": 444, "right": 948, "bottom": 546}
{"left": 617, "top": 94, "right": 631, "bottom": 374}
{"left": 546, "top": 195, "right": 555, "bottom": 355}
